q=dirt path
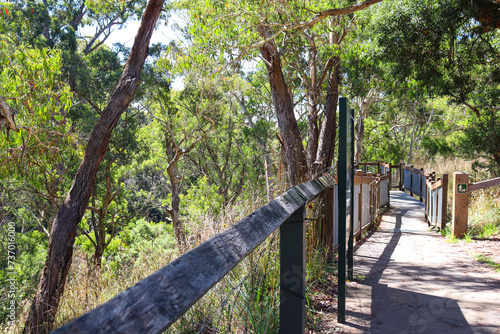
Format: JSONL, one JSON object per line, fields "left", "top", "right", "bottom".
{"left": 328, "top": 191, "right": 500, "bottom": 334}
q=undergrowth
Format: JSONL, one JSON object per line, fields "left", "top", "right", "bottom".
{"left": 3, "top": 194, "right": 337, "bottom": 333}
{"left": 475, "top": 255, "right": 500, "bottom": 272}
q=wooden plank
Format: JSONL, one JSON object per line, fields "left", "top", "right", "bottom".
{"left": 362, "top": 182, "right": 371, "bottom": 226}
{"left": 354, "top": 175, "right": 373, "bottom": 185}
{"left": 54, "top": 175, "right": 334, "bottom": 334}
{"left": 452, "top": 172, "right": 469, "bottom": 238}
{"left": 379, "top": 174, "right": 390, "bottom": 182}
{"left": 353, "top": 185, "right": 361, "bottom": 236}
{"left": 426, "top": 177, "right": 445, "bottom": 191}
{"left": 469, "top": 177, "right": 500, "bottom": 192}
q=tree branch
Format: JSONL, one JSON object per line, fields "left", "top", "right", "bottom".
{"left": 0, "top": 96, "right": 19, "bottom": 132}
{"left": 251, "top": 0, "right": 383, "bottom": 48}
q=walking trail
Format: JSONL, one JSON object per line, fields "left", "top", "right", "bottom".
{"left": 336, "top": 191, "right": 500, "bottom": 334}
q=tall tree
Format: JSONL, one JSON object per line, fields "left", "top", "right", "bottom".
{"left": 366, "top": 0, "right": 500, "bottom": 166}
{"left": 23, "top": 0, "right": 166, "bottom": 332}
{"left": 181, "top": 0, "right": 383, "bottom": 185}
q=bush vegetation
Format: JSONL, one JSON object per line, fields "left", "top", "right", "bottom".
{"left": 1, "top": 0, "right": 500, "bottom": 332}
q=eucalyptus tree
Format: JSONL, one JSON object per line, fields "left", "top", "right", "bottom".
{"left": 0, "top": 28, "right": 76, "bottom": 234}
{"left": 23, "top": 1, "right": 166, "bottom": 332}
{"left": 178, "top": 0, "right": 383, "bottom": 185}
{"left": 366, "top": 0, "right": 500, "bottom": 166}
{"left": 147, "top": 80, "right": 216, "bottom": 250}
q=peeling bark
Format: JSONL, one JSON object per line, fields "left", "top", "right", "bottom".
{"left": 258, "top": 27, "right": 307, "bottom": 185}
{"left": 0, "top": 96, "right": 19, "bottom": 132}
{"left": 23, "top": 1, "right": 165, "bottom": 332}
{"left": 316, "top": 56, "right": 340, "bottom": 174}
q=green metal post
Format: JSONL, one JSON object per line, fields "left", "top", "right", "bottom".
{"left": 279, "top": 205, "right": 306, "bottom": 334}
{"left": 337, "top": 97, "right": 352, "bottom": 323}
{"left": 348, "top": 108, "right": 355, "bottom": 281}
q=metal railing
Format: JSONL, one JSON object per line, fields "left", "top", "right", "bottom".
{"left": 352, "top": 170, "right": 391, "bottom": 239}
{"left": 425, "top": 174, "right": 449, "bottom": 229}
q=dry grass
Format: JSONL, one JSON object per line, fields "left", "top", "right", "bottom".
{"left": 3, "top": 191, "right": 281, "bottom": 334}
{"left": 418, "top": 156, "right": 475, "bottom": 176}
{"left": 2, "top": 180, "right": 336, "bottom": 333}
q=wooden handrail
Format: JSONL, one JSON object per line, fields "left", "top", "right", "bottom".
{"left": 469, "top": 177, "right": 500, "bottom": 192}
{"left": 53, "top": 175, "right": 335, "bottom": 334}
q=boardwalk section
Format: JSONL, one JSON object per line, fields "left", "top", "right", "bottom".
{"left": 340, "top": 191, "right": 500, "bottom": 333}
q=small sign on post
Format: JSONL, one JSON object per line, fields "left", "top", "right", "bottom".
{"left": 457, "top": 183, "right": 468, "bottom": 194}
{"left": 452, "top": 172, "right": 469, "bottom": 238}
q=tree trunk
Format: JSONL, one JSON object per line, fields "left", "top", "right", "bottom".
{"left": 23, "top": 1, "right": 165, "bottom": 332}
{"left": 166, "top": 160, "right": 187, "bottom": 251}
{"left": 315, "top": 55, "right": 341, "bottom": 254}
{"left": 355, "top": 88, "right": 378, "bottom": 163}
{"left": 259, "top": 27, "right": 307, "bottom": 186}
{"left": 306, "top": 39, "right": 319, "bottom": 177}
{"left": 315, "top": 56, "right": 340, "bottom": 174}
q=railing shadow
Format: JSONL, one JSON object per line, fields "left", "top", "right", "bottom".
{"left": 345, "top": 198, "right": 476, "bottom": 333}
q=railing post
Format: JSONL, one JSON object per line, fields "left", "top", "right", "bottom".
{"left": 419, "top": 168, "right": 424, "bottom": 202}
{"left": 441, "top": 173, "right": 449, "bottom": 230}
{"left": 280, "top": 204, "right": 306, "bottom": 334}
{"left": 387, "top": 172, "right": 391, "bottom": 207}
{"left": 425, "top": 176, "right": 430, "bottom": 223}
{"left": 399, "top": 162, "right": 403, "bottom": 190}
{"left": 376, "top": 174, "right": 381, "bottom": 209}
{"left": 356, "top": 170, "right": 363, "bottom": 240}
{"left": 452, "top": 172, "right": 469, "bottom": 238}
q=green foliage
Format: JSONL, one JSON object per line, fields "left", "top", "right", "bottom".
{"left": 0, "top": 42, "right": 74, "bottom": 181}
{"left": 76, "top": 218, "right": 176, "bottom": 268}
{"left": 180, "top": 176, "right": 225, "bottom": 219}
{"left": 475, "top": 254, "right": 500, "bottom": 272}
{"left": 0, "top": 225, "right": 48, "bottom": 323}
{"left": 366, "top": 0, "right": 500, "bottom": 165}
{"left": 461, "top": 109, "right": 500, "bottom": 167}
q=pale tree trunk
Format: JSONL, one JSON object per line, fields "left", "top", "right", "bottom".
{"left": 234, "top": 94, "right": 275, "bottom": 200}
{"left": 23, "top": 1, "right": 165, "bottom": 332}
{"left": 407, "top": 101, "right": 419, "bottom": 164}
{"left": 165, "top": 139, "right": 187, "bottom": 251}
{"left": 0, "top": 95, "right": 19, "bottom": 132}
{"left": 305, "top": 35, "right": 319, "bottom": 176}
{"left": 354, "top": 88, "right": 378, "bottom": 163}
{"left": 258, "top": 26, "right": 307, "bottom": 186}
{"left": 263, "top": 153, "right": 274, "bottom": 201}
{"left": 315, "top": 56, "right": 341, "bottom": 174}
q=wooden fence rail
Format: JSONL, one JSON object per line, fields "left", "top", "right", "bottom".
{"left": 426, "top": 174, "right": 449, "bottom": 230}
{"left": 54, "top": 175, "right": 335, "bottom": 334}
{"left": 352, "top": 170, "right": 391, "bottom": 240}
{"left": 402, "top": 165, "right": 435, "bottom": 201}
{"left": 361, "top": 162, "right": 449, "bottom": 230}
{"left": 53, "top": 168, "right": 392, "bottom": 333}
{"left": 452, "top": 173, "right": 500, "bottom": 237}
{"left": 400, "top": 164, "right": 450, "bottom": 230}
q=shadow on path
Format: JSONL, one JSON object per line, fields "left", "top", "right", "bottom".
{"left": 340, "top": 191, "right": 500, "bottom": 334}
